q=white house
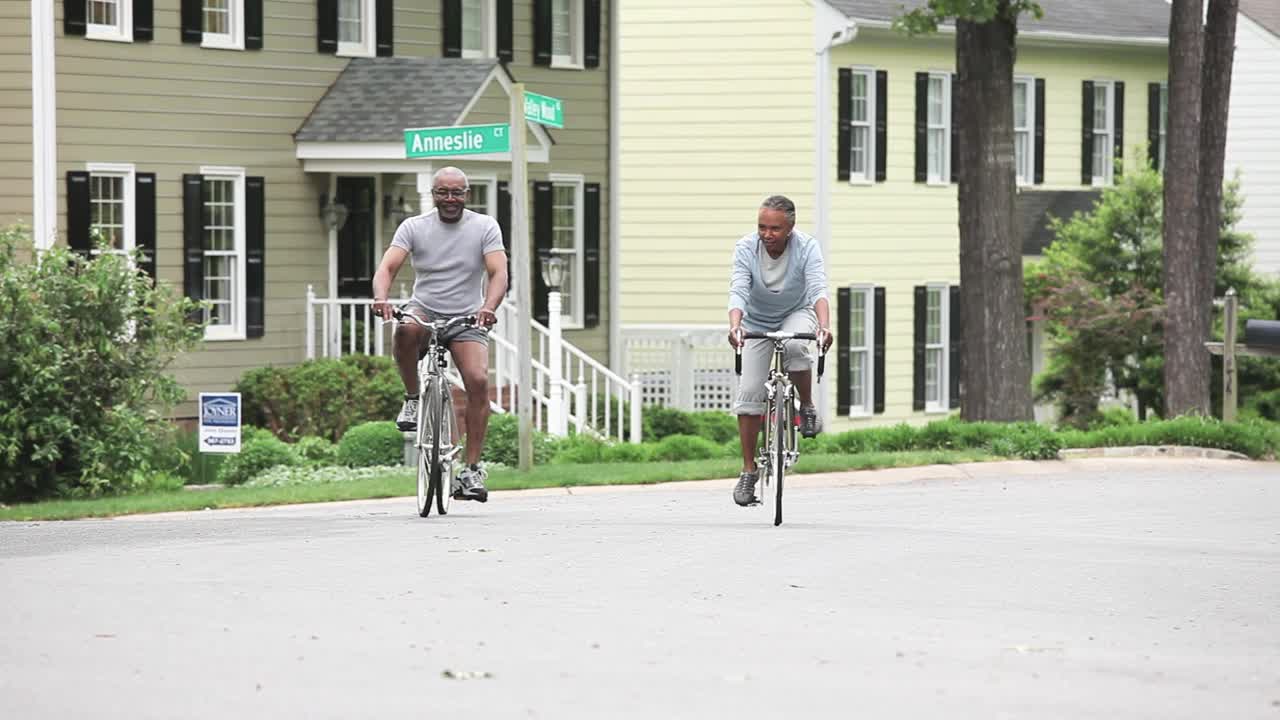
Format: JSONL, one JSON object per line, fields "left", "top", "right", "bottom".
{"left": 1227, "top": 0, "right": 1280, "bottom": 276}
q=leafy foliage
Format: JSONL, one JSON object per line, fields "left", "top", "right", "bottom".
{"left": 894, "top": 0, "right": 1044, "bottom": 35}
{"left": 234, "top": 355, "right": 403, "bottom": 442}
{"left": 336, "top": 421, "right": 404, "bottom": 467}
{"left": 216, "top": 433, "right": 300, "bottom": 486}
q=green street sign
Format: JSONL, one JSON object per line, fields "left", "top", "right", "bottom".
{"left": 524, "top": 91, "right": 564, "bottom": 129}
{"left": 404, "top": 123, "right": 510, "bottom": 158}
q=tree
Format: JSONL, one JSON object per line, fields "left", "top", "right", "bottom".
{"left": 897, "top": 0, "right": 1041, "bottom": 422}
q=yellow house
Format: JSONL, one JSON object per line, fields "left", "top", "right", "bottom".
{"left": 616, "top": 0, "right": 1170, "bottom": 430}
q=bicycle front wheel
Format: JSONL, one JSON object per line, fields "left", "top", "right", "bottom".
{"left": 435, "top": 387, "right": 456, "bottom": 516}
{"left": 773, "top": 389, "right": 789, "bottom": 526}
{"left": 416, "top": 382, "right": 436, "bottom": 517}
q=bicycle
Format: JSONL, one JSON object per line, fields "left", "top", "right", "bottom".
{"left": 390, "top": 309, "right": 484, "bottom": 518}
{"left": 734, "top": 330, "right": 826, "bottom": 526}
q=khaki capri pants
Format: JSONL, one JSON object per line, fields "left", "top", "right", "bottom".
{"left": 733, "top": 308, "right": 817, "bottom": 415}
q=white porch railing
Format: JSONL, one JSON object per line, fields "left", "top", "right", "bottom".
{"left": 304, "top": 286, "right": 642, "bottom": 442}
{"left": 621, "top": 325, "right": 739, "bottom": 412}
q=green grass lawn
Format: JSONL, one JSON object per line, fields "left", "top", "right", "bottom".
{"left": 0, "top": 450, "right": 995, "bottom": 522}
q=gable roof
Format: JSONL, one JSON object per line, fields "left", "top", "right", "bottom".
{"left": 824, "top": 0, "right": 1171, "bottom": 43}
{"left": 1017, "top": 190, "right": 1101, "bottom": 256}
{"left": 1241, "top": 0, "right": 1280, "bottom": 38}
{"left": 296, "top": 57, "right": 504, "bottom": 142}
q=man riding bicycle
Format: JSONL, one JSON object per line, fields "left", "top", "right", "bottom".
{"left": 372, "top": 167, "right": 508, "bottom": 503}
{"left": 727, "top": 195, "right": 832, "bottom": 507}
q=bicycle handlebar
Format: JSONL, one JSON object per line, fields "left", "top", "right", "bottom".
{"left": 389, "top": 308, "right": 483, "bottom": 332}
{"left": 733, "top": 331, "right": 827, "bottom": 381}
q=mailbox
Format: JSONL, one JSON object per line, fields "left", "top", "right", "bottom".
{"left": 1244, "top": 319, "right": 1280, "bottom": 352}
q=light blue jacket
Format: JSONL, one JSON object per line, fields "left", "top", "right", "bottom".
{"left": 727, "top": 230, "right": 828, "bottom": 332}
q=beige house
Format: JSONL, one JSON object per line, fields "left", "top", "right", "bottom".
{"left": 9, "top": 0, "right": 616, "bottom": 418}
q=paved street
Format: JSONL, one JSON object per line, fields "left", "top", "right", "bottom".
{"left": 2, "top": 458, "right": 1278, "bottom": 719}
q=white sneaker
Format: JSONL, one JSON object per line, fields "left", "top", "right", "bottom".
{"left": 396, "top": 397, "right": 419, "bottom": 432}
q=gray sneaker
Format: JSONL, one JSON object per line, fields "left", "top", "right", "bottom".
{"left": 799, "top": 403, "right": 821, "bottom": 438}
{"left": 733, "top": 471, "right": 760, "bottom": 507}
{"left": 396, "top": 397, "right": 419, "bottom": 432}
{"left": 455, "top": 464, "right": 489, "bottom": 503}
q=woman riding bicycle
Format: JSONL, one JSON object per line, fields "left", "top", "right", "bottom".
{"left": 727, "top": 195, "right": 833, "bottom": 507}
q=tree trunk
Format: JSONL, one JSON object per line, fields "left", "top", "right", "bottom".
{"left": 955, "top": 5, "right": 1033, "bottom": 422}
{"left": 1163, "top": 0, "right": 1207, "bottom": 417}
{"left": 1196, "top": 0, "right": 1239, "bottom": 354}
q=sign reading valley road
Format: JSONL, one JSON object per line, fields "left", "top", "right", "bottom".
{"left": 524, "top": 92, "right": 564, "bottom": 129}
{"left": 404, "top": 123, "right": 510, "bottom": 158}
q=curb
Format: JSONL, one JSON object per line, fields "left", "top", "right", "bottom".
{"left": 1057, "top": 445, "right": 1251, "bottom": 461}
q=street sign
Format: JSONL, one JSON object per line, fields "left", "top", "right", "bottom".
{"left": 198, "top": 392, "right": 242, "bottom": 454}
{"left": 524, "top": 91, "right": 564, "bottom": 129}
{"left": 404, "top": 123, "right": 510, "bottom": 158}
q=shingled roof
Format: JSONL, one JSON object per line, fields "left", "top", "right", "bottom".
{"left": 1017, "top": 190, "right": 1101, "bottom": 256}
{"left": 824, "top": 0, "right": 1171, "bottom": 41}
{"left": 296, "top": 57, "right": 503, "bottom": 142}
{"left": 1241, "top": 0, "right": 1280, "bottom": 38}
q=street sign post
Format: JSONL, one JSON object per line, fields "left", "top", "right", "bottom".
{"left": 523, "top": 91, "right": 564, "bottom": 129}
{"left": 198, "top": 392, "right": 242, "bottom": 454}
{"left": 404, "top": 123, "right": 510, "bottom": 159}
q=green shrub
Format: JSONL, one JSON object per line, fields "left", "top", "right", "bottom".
{"left": 1058, "top": 416, "right": 1279, "bottom": 459}
{"left": 651, "top": 434, "right": 721, "bottom": 462}
{"left": 336, "top": 421, "right": 404, "bottom": 468}
{"left": 0, "top": 225, "right": 202, "bottom": 502}
{"left": 602, "top": 442, "right": 653, "bottom": 463}
{"left": 689, "top": 412, "right": 739, "bottom": 443}
{"left": 1244, "top": 389, "right": 1280, "bottom": 422}
{"left": 234, "top": 355, "right": 403, "bottom": 442}
{"left": 551, "top": 434, "right": 608, "bottom": 464}
{"left": 217, "top": 435, "right": 300, "bottom": 486}
{"left": 722, "top": 438, "right": 745, "bottom": 458}
{"left": 1008, "top": 423, "right": 1063, "bottom": 460}
{"left": 481, "top": 413, "right": 555, "bottom": 466}
{"left": 643, "top": 406, "right": 698, "bottom": 440}
{"left": 1091, "top": 407, "right": 1138, "bottom": 428}
{"left": 247, "top": 464, "right": 409, "bottom": 488}
{"left": 295, "top": 436, "right": 338, "bottom": 466}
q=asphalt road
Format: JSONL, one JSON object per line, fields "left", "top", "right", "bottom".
{"left": 2, "top": 458, "right": 1278, "bottom": 719}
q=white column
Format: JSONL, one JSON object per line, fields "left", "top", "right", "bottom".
{"left": 31, "top": 0, "right": 57, "bottom": 250}
{"left": 547, "top": 289, "right": 565, "bottom": 436}
{"left": 629, "top": 373, "right": 642, "bottom": 443}
{"left": 415, "top": 166, "right": 435, "bottom": 213}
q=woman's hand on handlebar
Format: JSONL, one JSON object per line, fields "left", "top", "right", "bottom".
{"left": 816, "top": 327, "right": 833, "bottom": 354}
{"left": 727, "top": 325, "right": 744, "bottom": 350}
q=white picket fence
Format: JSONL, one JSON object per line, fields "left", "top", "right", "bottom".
{"left": 304, "top": 286, "right": 642, "bottom": 442}
{"left": 620, "top": 325, "right": 739, "bottom": 412}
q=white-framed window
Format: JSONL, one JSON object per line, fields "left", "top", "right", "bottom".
{"left": 468, "top": 177, "right": 496, "bottom": 216}
{"left": 925, "top": 283, "right": 949, "bottom": 411}
{"left": 1014, "top": 76, "right": 1036, "bottom": 186}
{"left": 927, "top": 72, "right": 951, "bottom": 185}
{"left": 461, "top": 0, "right": 495, "bottom": 58}
{"left": 847, "top": 285, "right": 875, "bottom": 416}
{"left": 86, "top": 163, "right": 136, "bottom": 258}
{"left": 201, "top": 166, "right": 247, "bottom": 341}
{"left": 551, "top": 0, "right": 584, "bottom": 69}
{"left": 337, "top": 0, "right": 376, "bottom": 57}
{"left": 202, "top": 0, "right": 245, "bottom": 50}
{"left": 86, "top": 0, "right": 133, "bottom": 42}
{"left": 1158, "top": 82, "right": 1168, "bottom": 172}
{"left": 848, "top": 67, "right": 877, "bottom": 184}
{"left": 1092, "top": 80, "right": 1115, "bottom": 186}
{"left": 548, "top": 173, "right": 584, "bottom": 327}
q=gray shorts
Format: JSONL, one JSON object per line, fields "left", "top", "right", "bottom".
{"left": 404, "top": 301, "right": 490, "bottom": 347}
{"left": 733, "top": 308, "right": 817, "bottom": 415}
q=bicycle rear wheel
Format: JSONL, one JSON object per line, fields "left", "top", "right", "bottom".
{"left": 435, "top": 388, "right": 456, "bottom": 515}
{"left": 773, "top": 388, "right": 789, "bottom": 526}
{"left": 416, "top": 382, "right": 436, "bottom": 517}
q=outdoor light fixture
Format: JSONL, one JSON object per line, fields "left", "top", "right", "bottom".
{"left": 318, "top": 194, "right": 349, "bottom": 232}
{"left": 540, "top": 253, "right": 567, "bottom": 290}
{"left": 386, "top": 195, "right": 416, "bottom": 225}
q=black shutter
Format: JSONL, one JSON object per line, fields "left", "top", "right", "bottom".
{"left": 1034, "top": 78, "right": 1045, "bottom": 185}
{"left": 66, "top": 171, "right": 91, "bottom": 256}
{"left": 837, "top": 68, "right": 852, "bottom": 182}
{"left": 317, "top": 0, "right": 338, "bottom": 53}
{"left": 912, "top": 285, "right": 926, "bottom": 411}
{"left": 134, "top": 0, "right": 154, "bottom": 41}
{"left": 533, "top": 0, "right": 552, "bottom": 66}
{"left": 246, "top": 177, "right": 266, "bottom": 338}
{"left": 836, "top": 287, "right": 851, "bottom": 416}
{"left": 583, "top": 183, "right": 601, "bottom": 328}
{"left": 1113, "top": 81, "right": 1125, "bottom": 177}
{"left": 181, "top": 0, "right": 202, "bottom": 43}
{"left": 497, "top": 181, "right": 511, "bottom": 258}
{"left": 136, "top": 173, "right": 157, "bottom": 280}
{"left": 950, "top": 73, "right": 958, "bottom": 184}
{"left": 245, "top": 0, "right": 264, "bottom": 49}
{"left": 64, "top": 0, "right": 87, "bottom": 36}
{"left": 914, "top": 72, "right": 928, "bottom": 183}
{"left": 497, "top": 0, "right": 513, "bottom": 62}
{"left": 442, "top": 0, "right": 461, "bottom": 57}
{"left": 1148, "top": 83, "right": 1162, "bottom": 170}
{"left": 873, "top": 287, "right": 886, "bottom": 414}
{"left": 532, "top": 181, "right": 553, "bottom": 325}
{"left": 875, "top": 70, "right": 888, "bottom": 182}
{"left": 1081, "top": 80, "right": 1095, "bottom": 185}
{"left": 183, "top": 175, "right": 205, "bottom": 317}
{"left": 584, "top": 0, "right": 601, "bottom": 68}
{"left": 949, "top": 285, "right": 961, "bottom": 409}
{"left": 375, "top": 0, "right": 393, "bottom": 55}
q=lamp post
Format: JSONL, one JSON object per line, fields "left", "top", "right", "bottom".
{"left": 540, "top": 253, "right": 567, "bottom": 436}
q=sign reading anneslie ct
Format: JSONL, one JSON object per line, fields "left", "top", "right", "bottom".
{"left": 404, "top": 123, "right": 510, "bottom": 158}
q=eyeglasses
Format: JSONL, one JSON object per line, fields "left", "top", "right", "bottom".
{"left": 431, "top": 188, "right": 469, "bottom": 199}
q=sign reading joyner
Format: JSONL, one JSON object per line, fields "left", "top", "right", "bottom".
{"left": 198, "top": 392, "right": 242, "bottom": 454}
{"left": 404, "top": 123, "right": 510, "bottom": 158}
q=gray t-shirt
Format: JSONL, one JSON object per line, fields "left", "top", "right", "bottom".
{"left": 390, "top": 209, "right": 506, "bottom": 315}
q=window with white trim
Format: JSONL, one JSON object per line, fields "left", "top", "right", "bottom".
{"left": 1092, "top": 81, "right": 1115, "bottom": 186}
{"left": 925, "top": 284, "right": 949, "bottom": 411}
{"left": 927, "top": 73, "right": 950, "bottom": 184}
{"left": 87, "top": 0, "right": 132, "bottom": 42}
{"left": 461, "top": 0, "right": 495, "bottom": 58}
{"left": 549, "top": 174, "right": 584, "bottom": 327}
{"left": 201, "top": 167, "right": 247, "bottom": 340}
{"left": 1014, "top": 76, "right": 1035, "bottom": 186}
{"left": 849, "top": 68, "right": 876, "bottom": 183}
{"left": 337, "top": 0, "right": 376, "bottom": 57}
{"left": 847, "top": 285, "right": 875, "bottom": 415}
{"left": 551, "top": 0, "right": 583, "bottom": 68}
{"left": 1158, "top": 83, "right": 1168, "bottom": 172}
{"left": 202, "top": 0, "right": 244, "bottom": 50}
{"left": 469, "top": 179, "right": 495, "bottom": 217}
{"left": 87, "top": 163, "right": 135, "bottom": 257}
